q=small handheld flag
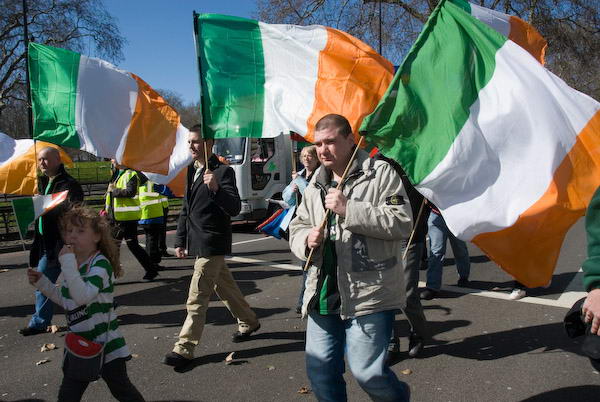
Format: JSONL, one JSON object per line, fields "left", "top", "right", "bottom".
{"left": 11, "top": 190, "right": 69, "bottom": 239}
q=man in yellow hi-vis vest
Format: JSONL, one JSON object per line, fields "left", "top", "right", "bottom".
{"left": 139, "top": 180, "right": 173, "bottom": 269}
{"left": 106, "top": 160, "right": 158, "bottom": 281}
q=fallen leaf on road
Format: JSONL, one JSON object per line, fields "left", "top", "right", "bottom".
{"left": 131, "top": 354, "right": 139, "bottom": 358}
{"left": 225, "top": 352, "right": 235, "bottom": 365}
{"left": 401, "top": 369, "right": 412, "bottom": 375}
{"left": 48, "top": 325, "right": 62, "bottom": 334}
{"left": 36, "top": 359, "right": 50, "bottom": 365}
{"left": 267, "top": 365, "right": 275, "bottom": 371}
{"left": 0, "top": 269, "right": 9, "bottom": 273}
{"left": 40, "top": 343, "right": 57, "bottom": 352}
{"left": 153, "top": 336, "right": 159, "bottom": 340}
{"left": 297, "top": 386, "right": 311, "bottom": 394}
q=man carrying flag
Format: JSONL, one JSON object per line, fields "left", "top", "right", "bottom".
{"left": 20, "top": 147, "right": 83, "bottom": 336}
{"left": 163, "top": 124, "right": 260, "bottom": 369}
{"left": 289, "top": 114, "right": 412, "bottom": 401}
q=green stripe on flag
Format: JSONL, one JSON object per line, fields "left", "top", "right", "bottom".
{"left": 11, "top": 197, "right": 35, "bottom": 239}
{"left": 195, "top": 14, "right": 265, "bottom": 139}
{"left": 360, "top": 0, "right": 505, "bottom": 184}
{"left": 449, "top": 0, "right": 472, "bottom": 13}
{"left": 28, "top": 42, "right": 82, "bottom": 149}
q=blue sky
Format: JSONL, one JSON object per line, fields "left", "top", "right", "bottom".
{"left": 103, "top": 0, "right": 256, "bottom": 104}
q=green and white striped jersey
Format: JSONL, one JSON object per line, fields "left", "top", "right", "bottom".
{"left": 36, "top": 252, "right": 129, "bottom": 363}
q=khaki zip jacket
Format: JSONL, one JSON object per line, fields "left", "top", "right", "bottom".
{"left": 289, "top": 149, "right": 413, "bottom": 319}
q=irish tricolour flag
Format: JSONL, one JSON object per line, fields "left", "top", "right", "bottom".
{"left": 28, "top": 43, "right": 189, "bottom": 176}
{"left": 0, "top": 132, "right": 72, "bottom": 196}
{"left": 195, "top": 14, "right": 394, "bottom": 143}
{"left": 361, "top": 0, "right": 600, "bottom": 287}
{"left": 12, "top": 190, "right": 68, "bottom": 238}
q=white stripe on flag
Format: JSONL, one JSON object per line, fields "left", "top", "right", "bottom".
{"left": 0, "top": 135, "right": 33, "bottom": 165}
{"left": 75, "top": 55, "right": 138, "bottom": 160}
{"left": 469, "top": 3, "right": 510, "bottom": 37}
{"left": 259, "top": 23, "right": 327, "bottom": 136}
{"left": 144, "top": 123, "right": 191, "bottom": 185}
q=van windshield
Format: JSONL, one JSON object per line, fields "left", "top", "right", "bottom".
{"left": 214, "top": 138, "right": 246, "bottom": 165}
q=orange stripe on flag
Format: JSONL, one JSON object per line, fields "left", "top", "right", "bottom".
{"left": 122, "top": 74, "right": 179, "bottom": 175}
{"left": 508, "top": 16, "right": 547, "bottom": 64}
{"left": 167, "top": 166, "right": 187, "bottom": 198}
{"left": 0, "top": 141, "right": 72, "bottom": 196}
{"left": 473, "top": 110, "right": 600, "bottom": 287}
{"left": 305, "top": 28, "right": 394, "bottom": 144}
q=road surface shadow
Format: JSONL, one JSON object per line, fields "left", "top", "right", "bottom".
{"left": 174, "top": 339, "right": 305, "bottom": 373}
{"left": 232, "top": 249, "right": 291, "bottom": 257}
{"left": 115, "top": 266, "right": 294, "bottom": 307}
{"left": 482, "top": 272, "right": 580, "bottom": 296}
{"left": 519, "top": 385, "right": 600, "bottom": 401}
{"left": 421, "top": 321, "right": 584, "bottom": 360}
{"left": 119, "top": 306, "right": 289, "bottom": 327}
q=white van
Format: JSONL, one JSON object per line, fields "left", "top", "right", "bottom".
{"left": 214, "top": 134, "right": 293, "bottom": 221}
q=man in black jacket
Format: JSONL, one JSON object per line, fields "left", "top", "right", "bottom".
{"left": 163, "top": 125, "right": 260, "bottom": 368}
{"left": 20, "top": 147, "right": 84, "bottom": 336}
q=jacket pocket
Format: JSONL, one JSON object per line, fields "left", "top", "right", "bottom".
{"left": 349, "top": 233, "right": 397, "bottom": 273}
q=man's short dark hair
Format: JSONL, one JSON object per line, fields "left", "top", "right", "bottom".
{"left": 315, "top": 114, "right": 352, "bottom": 137}
{"left": 189, "top": 124, "right": 202, "bottom": 134}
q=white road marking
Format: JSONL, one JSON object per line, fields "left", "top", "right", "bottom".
{"left": 149, "top": 237, "right": 586, "bottom": 309}
{"left": 226, "top": 256, "right": 301, "bottom": 271}
{"left": 152, "top": 242, "right": 299, "bottom": 271}
{"left": 232, "top": 237, "right": 272, "bottom": 246}
{"left": 418, "top": 281, "right": 586, "bottom": 309}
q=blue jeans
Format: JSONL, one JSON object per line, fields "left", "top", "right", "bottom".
{"left": 426, "top": 212, "right": 470, "bottom": 290}
{"left": 306, "top": 311, "right": 410, "bottom": 402}
{"left": 28, "top": 255, "right": 61, "bottom": 329}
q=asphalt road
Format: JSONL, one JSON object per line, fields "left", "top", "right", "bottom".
{"left": 1, "top": 220, "right": 599, "bottom": 402}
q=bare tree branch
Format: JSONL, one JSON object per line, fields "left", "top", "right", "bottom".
{"left": 363, "top": 0, "right": 428, "bottom": 22}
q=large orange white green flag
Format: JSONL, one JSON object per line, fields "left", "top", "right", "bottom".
{"left": 360, "top": 0, "right": 600, "bottom": 287}
{"left": 0, "top": 132, "right": 72, "bottom": 195}
{"left": 194, "top": 14, "right": 394, "bottom": 143}
{"left": 28, "top": 42, "right": 188, "bottom": 175}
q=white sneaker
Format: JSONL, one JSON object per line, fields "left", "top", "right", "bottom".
{"left": 509, "top": 288, "right": 526, "bottom": 300}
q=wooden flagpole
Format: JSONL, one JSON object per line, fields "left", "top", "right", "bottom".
{"left": 402, "top": 198, "right": 426, "bottom": 260}
{"left": 192, "top": 11, "right": 211, "bottom": 169}
{"left": 23, "top": 0, "right": 34, "bottom": 141}
{"left": 291, "top": 133, "right": 298, "bottom": 205}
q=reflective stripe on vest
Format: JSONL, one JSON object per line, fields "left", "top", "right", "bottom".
{"left": 111, "top": 170, "right": 141, "bottom": 221}
{"left": 139, "top": 181, "right": 164, "bottom": 220}
{"left": 160, "top": 196, "right": 169, "bottom": 208}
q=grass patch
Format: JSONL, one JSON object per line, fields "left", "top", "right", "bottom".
{"left": 66, "top": 161, "right": 112, "bottom": 184}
